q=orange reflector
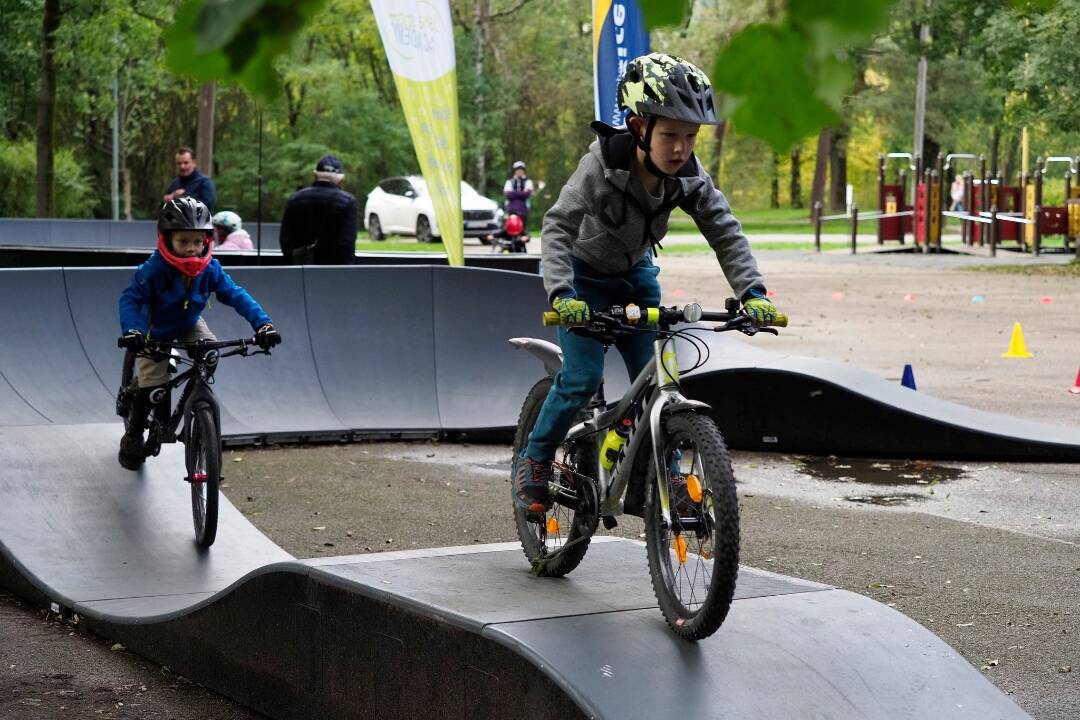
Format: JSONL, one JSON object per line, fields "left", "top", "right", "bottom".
{"left": 686, "top": 474, "right": 703, "bottom": 502}
{"left": 546, "top": 517, "right": 560, "bottom": 535}
{"left": 674, "top": 534, "right": 688, "bottom": 564}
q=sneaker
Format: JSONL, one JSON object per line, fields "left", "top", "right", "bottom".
{"left": 118, "top": 432, "right": 145, "bottom": 471}
{"left": 512, "top": 453, "right": 553, "bottom": 514}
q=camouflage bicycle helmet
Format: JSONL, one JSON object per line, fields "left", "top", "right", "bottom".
{"left": 158, "top": 196, "right": 213, "bottom": 234}
{"left": 617, "top": 53, "right": 719, "bottom": 125}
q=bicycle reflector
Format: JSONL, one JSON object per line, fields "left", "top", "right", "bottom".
{"left": 686, "top": 474, "right": 703, "bottom": 503}
{"left": 674, "top": 534, "right": 688, "bottom": 564}
{"left": 546, "top": 517, "right": 560, "bottom": 535}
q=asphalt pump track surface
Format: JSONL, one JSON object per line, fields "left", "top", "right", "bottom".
{"left": 1, "top": 264, "right": 1066, "bottom": 718}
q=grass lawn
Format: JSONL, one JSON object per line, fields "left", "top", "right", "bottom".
{"left": 963, "top": 259, "right": 1080, "bottom": 276}
{"left": 355, "top": 239, "right": 447, "bottom": 253}
{"left": 664, "top": 240, "right": 849, "bottom": 253}
{"left": 668, "top": 207, "right": 853, "bottom": 235}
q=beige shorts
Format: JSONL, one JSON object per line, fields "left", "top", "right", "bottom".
{"left": 136, "top": 318, "right": 216, "bottom": 388}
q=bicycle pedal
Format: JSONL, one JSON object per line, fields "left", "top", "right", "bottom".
{"left": 602, "top": 515, "right": 618, "bottom": 530}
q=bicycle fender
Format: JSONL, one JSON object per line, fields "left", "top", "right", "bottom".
{"left": 508, "top": 337, "right": 562, "bottom": 377}
{"left": 661, "top": 399, "right": 712, "bottom": 415}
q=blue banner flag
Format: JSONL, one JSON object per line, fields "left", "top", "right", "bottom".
{"left": 593, "top": 0, "right": 650, "bottom": 126}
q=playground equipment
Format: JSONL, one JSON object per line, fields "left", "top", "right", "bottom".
{"left": 1026, "top": 156, "right": 1080, "bottom": 254}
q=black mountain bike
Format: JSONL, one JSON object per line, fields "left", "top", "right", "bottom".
{"left": 511, "top": 299, "right": 786, "bottom": 640}
{"left": 115, "top": 338, "right": 269, "bottom": 548}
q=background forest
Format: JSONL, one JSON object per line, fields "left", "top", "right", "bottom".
{"left": 5, "top": 0, "right": 1080, "bottom": 225}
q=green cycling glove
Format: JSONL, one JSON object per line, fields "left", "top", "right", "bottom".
{"left": 553, "top": 295, "right": 590, "bottom": 324}
{"left": 743, "top": 297, "right": 778, "bottom": 325}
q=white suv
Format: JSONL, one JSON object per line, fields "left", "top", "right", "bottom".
{"left": 363, "top": 175, "right": 503, "bottom": 243}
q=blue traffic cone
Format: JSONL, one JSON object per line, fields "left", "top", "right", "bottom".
{"left": 901, "top": 364, "right": 917, "bottom": 390}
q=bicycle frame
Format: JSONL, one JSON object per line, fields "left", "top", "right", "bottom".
{"left": 561, "top": 334, "right": 711, "bottom": 528}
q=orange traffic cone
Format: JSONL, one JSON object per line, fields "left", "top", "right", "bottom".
{"left": 1070, "top": 367, "right": 1080, "bottom": 395}
{"left": 1001, "top": 322, "right": 1034, "bottom": 358}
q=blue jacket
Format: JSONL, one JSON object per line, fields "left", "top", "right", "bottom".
{"left": 165, "top": 170, "right": 217, "bottom": 212}
{"left": 119, "top": 253, "right": 272, "bottom": 341}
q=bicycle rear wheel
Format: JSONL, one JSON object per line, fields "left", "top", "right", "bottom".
{"left": 186, "top": 404, "right": 221, "bottom": 548}
{"left": 512, "top": 377, "right": 600, "bottom": 578}
{"left": 116, "top": 349, "right": 136, "bottom": 420}
{"left": 644, "top": 412, "right": 739, "bottom": 640}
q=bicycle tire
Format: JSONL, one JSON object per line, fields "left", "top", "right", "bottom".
{"left": 644, "top": 412, "right": 739, "bottom": 640}
{"left": 512, "top": 376, "right": 600, "bottom": 578}
{"left": 186, "top": 403, "right": 221, "bottom": 548}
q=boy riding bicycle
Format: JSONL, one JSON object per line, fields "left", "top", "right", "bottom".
{"left": 117, "top": 197, "right": 281, "bottom": 470}
{"left": 514, "top": 53, "right": 783, "bottom": 514}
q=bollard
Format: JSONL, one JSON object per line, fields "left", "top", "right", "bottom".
{"left": 850, "top": 204, "right": 859, "bottom": 254}
{"left": 989, "top": 206, "right": 998, "bottom": 258}
{"left": 813, "top": 201, "right": 823, "bottom": 252}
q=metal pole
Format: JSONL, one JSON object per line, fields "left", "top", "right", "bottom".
{"left": 913, "top": 1, "right": 931, "bottom": 166}
{"left": 850, "top": 204, "right": 858, "bottom": 254}
{"left": 256, "top": 103, "right": 263, "bottom": 264}
{"left": 111, "top": 74, "right": 120, "bottom": 221}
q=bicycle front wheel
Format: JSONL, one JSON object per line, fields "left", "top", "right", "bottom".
{"left": 644, "top": 412, "right": 739, "bottom": 640}
{"left": 186, "top": 404, "right": 221, "bottom": 548}
{"left": 512, "top": 377, "right": 600, "bottom": 578}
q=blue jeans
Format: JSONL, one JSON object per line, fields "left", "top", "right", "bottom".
{"left": 525, "top": 256, "right": 661, "bottom": 461}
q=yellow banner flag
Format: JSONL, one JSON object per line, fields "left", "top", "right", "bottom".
{"left": 371, "top": 0, "right": 463, "bottom": 266}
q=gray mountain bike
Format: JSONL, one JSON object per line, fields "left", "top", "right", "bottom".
{"left": 510, "top": 299, "right": 786, "bottom": 640}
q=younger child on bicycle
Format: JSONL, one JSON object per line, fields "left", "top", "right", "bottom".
{"left": 117, "top": 197, "right": 281, "bottom": 470}
{"left": 514, "top": 53, "right": 783, "bottom": 513}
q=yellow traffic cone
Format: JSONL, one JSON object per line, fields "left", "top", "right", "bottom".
{"left": 1001, "top": 322, "right": 1034, "bottom": 358}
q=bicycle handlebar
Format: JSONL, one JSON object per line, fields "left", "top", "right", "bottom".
{"left": 143, "top": 337, "right": 259, "bottom": 351}
{"left": 542, "top": 303, "right": 788, "bottom": 329}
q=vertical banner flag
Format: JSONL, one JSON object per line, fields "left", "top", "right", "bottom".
{"left": 371, "top": 0, "right": 463, "bottom": 266}
{"left": 593, "top": 0, "right": 650, "bottom": 125}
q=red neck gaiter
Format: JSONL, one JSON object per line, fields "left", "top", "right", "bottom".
{"left": 157, "top": 233, "right": 213, "bottom": 279}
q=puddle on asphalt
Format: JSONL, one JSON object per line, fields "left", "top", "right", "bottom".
{"left": 794, "top": 457, "right": 966, "bottom": 506}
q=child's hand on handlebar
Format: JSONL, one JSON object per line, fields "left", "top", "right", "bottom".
{"left": 118, "top": 330, "right": 145, "bottom": 351}
{"left": 742, "top": 297, "right": 779, "bottom": 326}
{"left": 255, "top": 323, "right": 282, "bottom": 349}
{"left": 553, "top": 295, "right": 590, "bottom": 325}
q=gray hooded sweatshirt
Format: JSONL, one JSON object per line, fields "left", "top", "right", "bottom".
{"left": 541, "top": 122, "right": 765, "bottom": 303}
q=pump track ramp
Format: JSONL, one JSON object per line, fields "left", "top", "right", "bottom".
{"left": 0, "top": 263, "right": 1060, "bottom": 718}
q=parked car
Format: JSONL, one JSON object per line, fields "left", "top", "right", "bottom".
{"left": 363, "top": 175, "right": 503, "bottom": 243}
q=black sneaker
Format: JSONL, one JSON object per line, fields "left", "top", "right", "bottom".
{"left": 512, "top": 453, "right": 553, "bottom": 514}
{"left": 118, "top": 432, "right": 145, "bottom": 471}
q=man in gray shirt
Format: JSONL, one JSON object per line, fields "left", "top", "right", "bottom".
{"left": 513, "top": 53, "right": 783, "bottom": 514}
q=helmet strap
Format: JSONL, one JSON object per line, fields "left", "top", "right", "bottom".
{"left": 630, "top": 115, "right": 674, "bottom": 180}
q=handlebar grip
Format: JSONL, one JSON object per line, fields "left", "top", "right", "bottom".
{"left": 542, "top": 311, "right": 562, "bottom": 326}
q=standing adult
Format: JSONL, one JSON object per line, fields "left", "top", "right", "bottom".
{"left": 163, "top": 146, "right": 217, "bottom": 212}
{"left": 949, "top": 175, "right": 965, "bottom": 212}
{"left": 503, "top": 160, "right": 534, "bottom": 227}
{"left": 279, "top": 155, "right": 358, "bottom": 265}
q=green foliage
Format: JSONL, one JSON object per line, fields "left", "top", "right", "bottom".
{"left": 706, "top": 0, "right": 895, "bottom": 152}
{"left": 165, "top": 0, "right": 327, "bottom": 98}
{"left": 0, "top": 140, "right": 94, "bottom": 217}
{"left": 638, "top": 0, "right": 693, "bottom": 28}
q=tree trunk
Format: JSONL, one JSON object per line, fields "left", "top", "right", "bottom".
{"left": 1003, "top": 130, "right": 1021, "bottom": 184}
{"left": 35, "top": 0, "right": 61, "bottom": 217}
{"left": 989, "top": 124, "right": 1001, "bottom": 177}
{"left": 829, "top": 124, "right": 848, "bottom": 212}
{"left": 712, "top": 119, "right": 727, "bottom": 184}
{"left": 770, "top": 152, "right": 780, "bottom": 209}
{"left": 473, "top": 0, "right": 487, "bottom": 193}
{"left": 789, "top": 146, "right": 803, "bottom": 208}
{"left": 122, "top": 165, "right": 132, "bottom": 221}
{"left": 196, "top": 82, "right": 216, "bottom": 176}
{"left": 810, "top": 129, "right": 831, "bottom": 216}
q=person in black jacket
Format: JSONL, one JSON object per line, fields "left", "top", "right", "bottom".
{"left": 163, "top": 146, "right": 217, "bottom": 212}
{"left": 279, "top": 155, "right": 358, "bottom": 264}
